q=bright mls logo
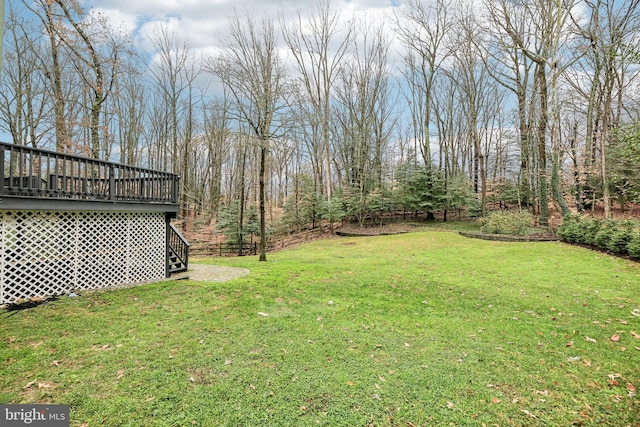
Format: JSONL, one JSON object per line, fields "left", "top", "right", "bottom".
{"left": 1, "top": 405, "right": 69, "bottom": 426}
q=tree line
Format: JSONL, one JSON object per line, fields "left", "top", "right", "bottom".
{"left": 1, "top": 0, "right": 640, "bottom": 260}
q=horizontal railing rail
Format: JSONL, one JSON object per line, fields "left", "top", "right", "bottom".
{"left": 189, "top": 242, "right": 263, "bottom": 257}
{"left": 0, "top": 142, "right": 179, "bottom": 205}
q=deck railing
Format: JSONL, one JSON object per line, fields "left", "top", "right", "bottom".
{"left": 0, "top": 142, "right": 179, "bottom": 205}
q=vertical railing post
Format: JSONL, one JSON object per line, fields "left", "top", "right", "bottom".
{"left": 109, "top": 164, "right": 116, "bottom": 202}
{"left": 173, "top": 175, "right": 180, "bottom": 205}
{"left": 0, "top": 144, "right": 5, "bottom": 196}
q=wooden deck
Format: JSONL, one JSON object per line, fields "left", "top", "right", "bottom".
{"left": 0, "top": 142, "right": 179, "bottom": 214}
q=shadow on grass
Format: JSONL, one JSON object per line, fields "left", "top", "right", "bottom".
{"left": 2, "top": 295, "right": 60, "bottom": 314}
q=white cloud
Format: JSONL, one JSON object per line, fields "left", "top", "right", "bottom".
{"left": 80, "top": 0, "right": 405, "bottom": 52}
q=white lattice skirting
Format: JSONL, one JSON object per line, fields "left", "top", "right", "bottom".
{"left": 0, "top": 210, "right": 166, "bottom": 304}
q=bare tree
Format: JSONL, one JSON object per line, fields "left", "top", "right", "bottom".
{"left": 22, "top": 0, "right": 72, "bottom": 150}
{"left": 0, "top": 11, "right": 50, "bottom": 146}
{"left": 111, "top": 49, "right": 146, "bottom": 166}
{"left": 0, "top": 0, "right": 5, "bottom": 76}
{"left": 450, "top": 6, "right": 489, "bottom": 215}
{"left": 52, "top": 0, "right": 126, "bottom": 158}
{"left": 568, "top": 0, "right": 640, "bottom": 217}
{"left": 281, "top": 0, "right": 354, "bottom": 202}
{"left": 206, "top": 11, "right": 289, "bottom": 261}
{"left": 147, "top": 24, "right": 202, "bottom": 217}
{"left": 333, "top": 21, "right": 395, "bottom": 225}
{"left": 484, "top": 0, "right": 575, "bottom": 224}
{"left": 201, "top": 96, "right": 232, "bottom": 214}
{"left": 396, "top": 0, "right": 456, "bottom": 166}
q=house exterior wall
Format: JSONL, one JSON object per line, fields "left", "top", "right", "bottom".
{"left": 0, "top": 210, "right": 166, "bottom": 304}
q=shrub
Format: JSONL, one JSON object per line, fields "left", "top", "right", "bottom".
{"left": 583, "top": 219, "right": 603, "bottom": 245}
{"left": 559, "top": 216, "right": 640, "bottom": 256}
{"left": 558, "top": 216, "right": 581, "bottom": 243}
{"left": 480, "top": 210, "right": 534, "bottom": 236}
{"left": 627, "top": 232, "right": 640, "bottom": 258}
{"left": 607, "top": 221, "right": 634, "bottom": 254}
{"left": 594, "top": 220, "right": 617, "bottom": 249}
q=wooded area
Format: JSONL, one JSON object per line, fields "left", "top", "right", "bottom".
{"left": 1, "top": 0, "right": 640, "bottom": 260}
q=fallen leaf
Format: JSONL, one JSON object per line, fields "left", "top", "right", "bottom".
{"left": 491, "top": 397, "right": 501, "bottom": 404}
{"left": 627, "top": 383, "right": 636, "bottom": 392}
{"left": 611, "top": 335, "right": 620, "bottom": 342}
{"left": 347, "top": 381, "right": 354, "bottom": 386}
{"left": 585, "top": 336, "right": 597, "bottom": 343}
{"left": 189, "top": 376, "right": 195, "bottom": 383}
{"left": 566, "top": 341, "right": 574, "bottom": 348}
{"left": 117, "top": 369, "right": 125, "bottom": 380}
{"left": 631, "top": 331, "right": 640, "bottom": 339}
{"left": 447, "top": 401, "right": 454, "bottom": 409}
{"left": 375, "top": 383, "right": 381, "bottom": 390}
{"left": 404, "top": 342, "right": 410, "bottom": 348}
{"left": 257, "top": 312, "right": 269, "bottom": 317}
{"left": 23, "top": 380, "right": 36, "bottom": 389}
{"left": 51, "top": 360, "right": 61, "bottom": 366}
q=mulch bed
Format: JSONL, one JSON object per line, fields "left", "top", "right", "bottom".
{"left": 335, "top": 223, "right": 418, "bottom": 237}
{"left": 458, "top": 231, "right": 558, "bottom": 242}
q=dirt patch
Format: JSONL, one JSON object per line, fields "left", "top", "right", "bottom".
{"left": 179, "top": 264, "right": 250, "bottom": 282}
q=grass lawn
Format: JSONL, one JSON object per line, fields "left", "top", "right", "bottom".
{"left": 1, "top": 230, "right": 639, "bottom": 426}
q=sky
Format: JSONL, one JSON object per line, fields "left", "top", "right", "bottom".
{"left": 79, "top": 0, "right": 406, "bottom": 59}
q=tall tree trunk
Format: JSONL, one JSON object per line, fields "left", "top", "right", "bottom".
{"left": 536, "top": 61, "right": 549, "bottom": 226}
{"left": 259, "top": 140, "right": 267, "bottom": 261}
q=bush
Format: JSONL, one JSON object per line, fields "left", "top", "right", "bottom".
{"left": 582, "top": 219, "right": 603, "bottom": 245}
{"left": 627, "top": 232, "right": 640, "bottom": 258}
{"left": 559, "top": 216, "right": 640, "bottom": 256}
{"left": 607, "top": 221, "right": 634, "bottom": 254}
{"left": 480, "top": 210, "right": 534, "bottom": 236}
{"left": 594, "top": 220, "right": 617, "bottom": 249}
{"left": 558, "top": 216, "right": 581, "bottom": 243}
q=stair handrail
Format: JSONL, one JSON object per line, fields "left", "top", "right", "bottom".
{"left": 168, "top": 223, "right": 190, "bottom": 273}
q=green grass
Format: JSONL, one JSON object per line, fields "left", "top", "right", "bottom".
{"left": 2, "top": 231, "right": 639, "bottom": 426}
